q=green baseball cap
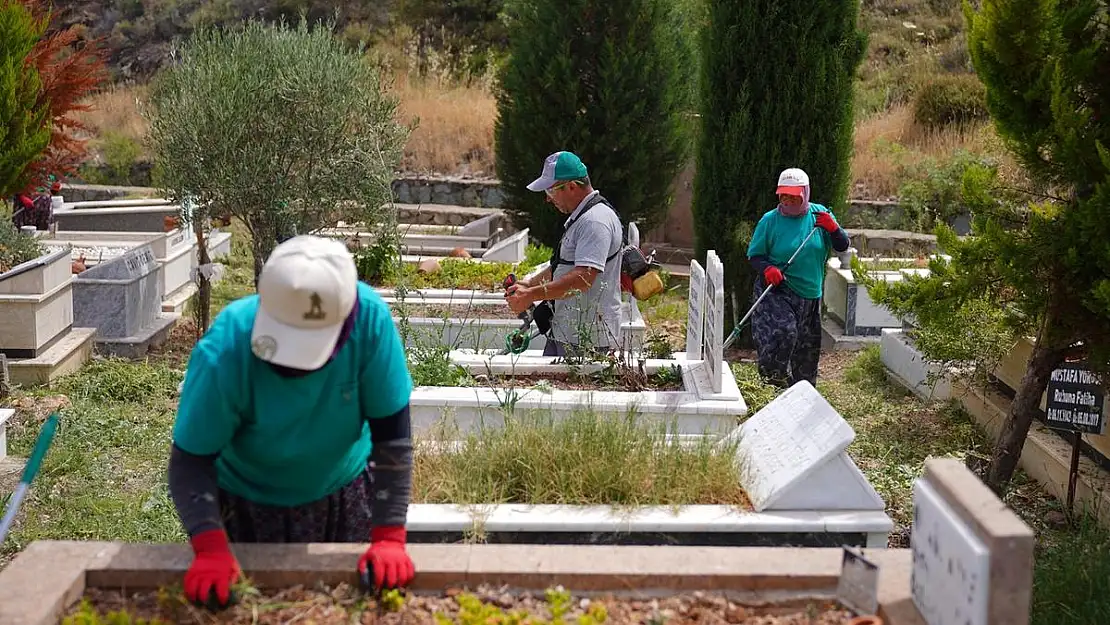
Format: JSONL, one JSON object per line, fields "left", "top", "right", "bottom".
{"left": 526, "top": 151, "right": 589, "bottom": 191}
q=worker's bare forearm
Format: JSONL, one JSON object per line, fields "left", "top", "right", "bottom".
{"left": 539, "top": 266, "right": 598, "bottom": 301}
{"left": 524, "top": 267, "right": 552, "bottom": 288}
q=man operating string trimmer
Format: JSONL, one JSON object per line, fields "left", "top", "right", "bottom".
{"left": 744, "top": 168, "right": 851, "bottom": 388}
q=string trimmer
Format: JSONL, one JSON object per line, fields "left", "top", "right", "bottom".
{"left": 0, "top": 412, "right": 59, "bottom": 546}
{"left": 501, "top": 273, "right": 538, "bottom": 354}
{"left": 722, "top": 225, "right": 819, "bottom": 351}
{"left": 500, "top": 273, "right": 554, "bottom": 355}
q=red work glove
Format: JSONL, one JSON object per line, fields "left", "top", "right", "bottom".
{"left": 815, "top": 211, "right": 839, "bottom": 233}
{"left": 358, "top": 526, "right": 415, "bottom": 590}
{"left": 763, "top": 266, "right": 784, "bottom": 286}
{"left": 184, "top": 529, "right": 241, "bottom": 609}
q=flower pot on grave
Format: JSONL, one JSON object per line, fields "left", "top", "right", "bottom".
{"left": 0, "top": 246, "right": 75, "bottom": 358}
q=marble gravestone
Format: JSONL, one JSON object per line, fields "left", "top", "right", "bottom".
{"left": 704, "top": 250, "right": 725, "bottom": 393}
{"left": 723, "top": 380, "right": 885, "bottom": 513}
{"left": 685, "top": 259, "right": 705, "bottom": 361}
{"left": 71, "top": 244, "right": 178, "bottom": 358}
{"left": 911, "top": 477, "right": 990, "bottom": 625}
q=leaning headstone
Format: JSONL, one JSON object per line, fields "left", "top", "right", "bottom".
{"left": 72, "top": 244, "right": 177, "bottom": 358}
{"left": 685, "top": 259, "right": 705, "bottom": 360}
{"left": 723, "top": 380, "right": 885, "bottom": 512}
{"left": 704, "top": 250, "right": 724, "bottom": 393}
{"left": 910, "top": 458, "right": 1034, "bottom": 625}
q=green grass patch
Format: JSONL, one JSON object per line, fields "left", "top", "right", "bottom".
{"left": 820, "top": 346, "right": 989, "bottom": 538}
{"left": 413, "top": 409, "right": 750, "bottom": 508}
{"left": 0, "top": 358, "right": 186, "bottom": 563}
{"left": 1032, "top": 514, "right": 1110, "bottom": 625}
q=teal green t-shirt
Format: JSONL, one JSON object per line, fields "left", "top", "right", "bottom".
{"left": 172, "top": 281, "right": 413, "bottom": 507}
{"left": 746, "top": 203, "right": 836, "bottom": 299}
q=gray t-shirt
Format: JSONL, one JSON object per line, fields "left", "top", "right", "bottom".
{"left": 549, "top": 191, "right": 623, "bottom": 349}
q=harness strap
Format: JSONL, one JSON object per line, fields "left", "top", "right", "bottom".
{"left": 549, "top": 193, "right": 625, "bottom": 269}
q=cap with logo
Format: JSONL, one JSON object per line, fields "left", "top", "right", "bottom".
{"left": 526, "top": 151, "right": 589, "bottom": 192}
{"left": 251, "top": 235, "right": 358, "bottom": 370}
{"left": 776, "top": 168, "right": 810, "bottom": 197}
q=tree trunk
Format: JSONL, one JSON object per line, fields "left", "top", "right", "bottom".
{"left": 191, "top": 217, "right": 212, "bottom": 338}
{"left": 985, "top": 309, "right": 1068, "bottom": 493}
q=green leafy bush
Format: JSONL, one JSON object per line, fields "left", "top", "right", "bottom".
{"left": 897, "top": 149, "right": 998, "bottom": 231}
{"left": 911, "top": 73, "right": 988, "bottom": 129}
{"left": 0, "top": 223, "right": 46, "bottom": 274}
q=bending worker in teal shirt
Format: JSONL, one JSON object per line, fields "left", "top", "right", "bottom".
{"left": 167, "top": 235, "right": 416, "bottom": 609}
{"left": 747, "top": 168, "right": 850, "bottom": 388}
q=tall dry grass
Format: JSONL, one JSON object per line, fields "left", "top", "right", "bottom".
{"left": 392, "top": 71, "right": 497, "bottom": 176}
{"left": 851, "top": 105, "right": 1003, "bottom": 199}
{"left": 74, "top": 83, "right": 151, "bottom": 155}
{"left": 70, "top": 67, "right": 1007, "bottom": 200}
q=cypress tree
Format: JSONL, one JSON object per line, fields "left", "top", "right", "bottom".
{"left": 693, "top": 0, "right": 866, "bottom": 337}
{"left": 861, "top": 0, "right": 1110, "bottom": 492}
{"left": 493, "top": 0, "right": 691, "bottom": 248}
{"left": 0, "top": 0, "right": 50, "bottom": 198}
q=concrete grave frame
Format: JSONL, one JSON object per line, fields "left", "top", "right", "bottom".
{"left": 399, "top": 250, "right": 899, "bottom": 548}
{"left": 0, "top": 246, "right": 95, "bottom": 386}
{"left": 38, "top": 228, "right": 209, "bottom": 313}
{"left": 325, "top": 224, "right": 530, "bottom": 264}
{"left": 822, "top": 255, "right": 939, "bottom": 337}
{"left": 70, "top": 244, "right": 178, "bottom": 358}
{"left": 380, "top": 261, "right": 648, "bottom": 352}
{"left": 52, "top": 205, "right": 184, "bottom": 233}
{"left": 0, "top": 459, "right": 1034, "bottom": 625}
{"left": 0, "top": 542, "right": 928, "bottom": 625}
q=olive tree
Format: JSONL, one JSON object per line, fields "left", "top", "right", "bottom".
{"left": 146, "top": 16, "right": 409, "bottom": 329}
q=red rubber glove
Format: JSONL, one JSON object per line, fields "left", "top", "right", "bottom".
{"left": 358, "top": 526, "right": 415, "bottom": 590}
{"left": 184, "top": 529, "right": 241, "bottom": 609}
{"left": 764, "top": 266, "right": 784, "bottom": 286}
{"left": 815, "top": 211, "right": 839, "bottom": 233}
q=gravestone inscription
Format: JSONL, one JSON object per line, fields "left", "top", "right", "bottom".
{"left": 725, "top": 380, "right": 884, "bottom": 512}
{"left": 1045, "top": 362, "right": 1105, "bottom": 434}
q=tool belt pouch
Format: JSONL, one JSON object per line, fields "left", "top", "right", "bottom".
{"left": 533, "top": 301, "right": 554, "bottom": 334}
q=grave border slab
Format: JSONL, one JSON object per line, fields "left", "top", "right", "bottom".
{"left": 0, "top": 541, "right": 927, "bottom": 625}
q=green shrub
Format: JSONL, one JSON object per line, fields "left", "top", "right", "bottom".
{"left": 912, "top": 73, "right": 988, "bottom": 129}
{"left": 0, "top": 223, "right": 46, "bottom": 274}
{"left": 897, "top": 149, "right": 998, "bottom": 231}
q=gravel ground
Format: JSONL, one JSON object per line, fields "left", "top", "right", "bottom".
{"left": 76, "top": 584, "right": 857, "bottom": 624}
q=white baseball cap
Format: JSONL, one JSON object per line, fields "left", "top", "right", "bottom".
{"left": 250, "top": 235, "right": 358, "bottom": 370}
{"left": 776, "top": 168, "right": 810, "bottom": 196}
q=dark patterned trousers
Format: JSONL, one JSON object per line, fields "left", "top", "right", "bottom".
{"left": 750, "top": 276, "right": 823, "bottom": 389}
{"left": 217, "top": 464, "right": 373, "bottom": 543}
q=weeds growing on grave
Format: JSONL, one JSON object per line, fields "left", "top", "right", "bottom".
{"left": 413, "top": 408, "right": 749, "bottom": 508}
{"left": 814, "top": 346, "right": 989, "bottom": 541}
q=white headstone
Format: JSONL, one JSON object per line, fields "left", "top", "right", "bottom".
{"left": 724, "top": 380, "right": 885, "bottom": 512}
{"left": 627, "top": 222, "right": 640, "bottom": 248}
{"left": 0, "top": 408, "right": 13, "bottom": 461}
{"left": 685, "top": 260, "right": 705, "bottom": 360}
{"left": 910, "top": 478, "right": 990, "bottom": 625}
{"left": 705, "top": 250, "right": 724, "bottom": 393}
